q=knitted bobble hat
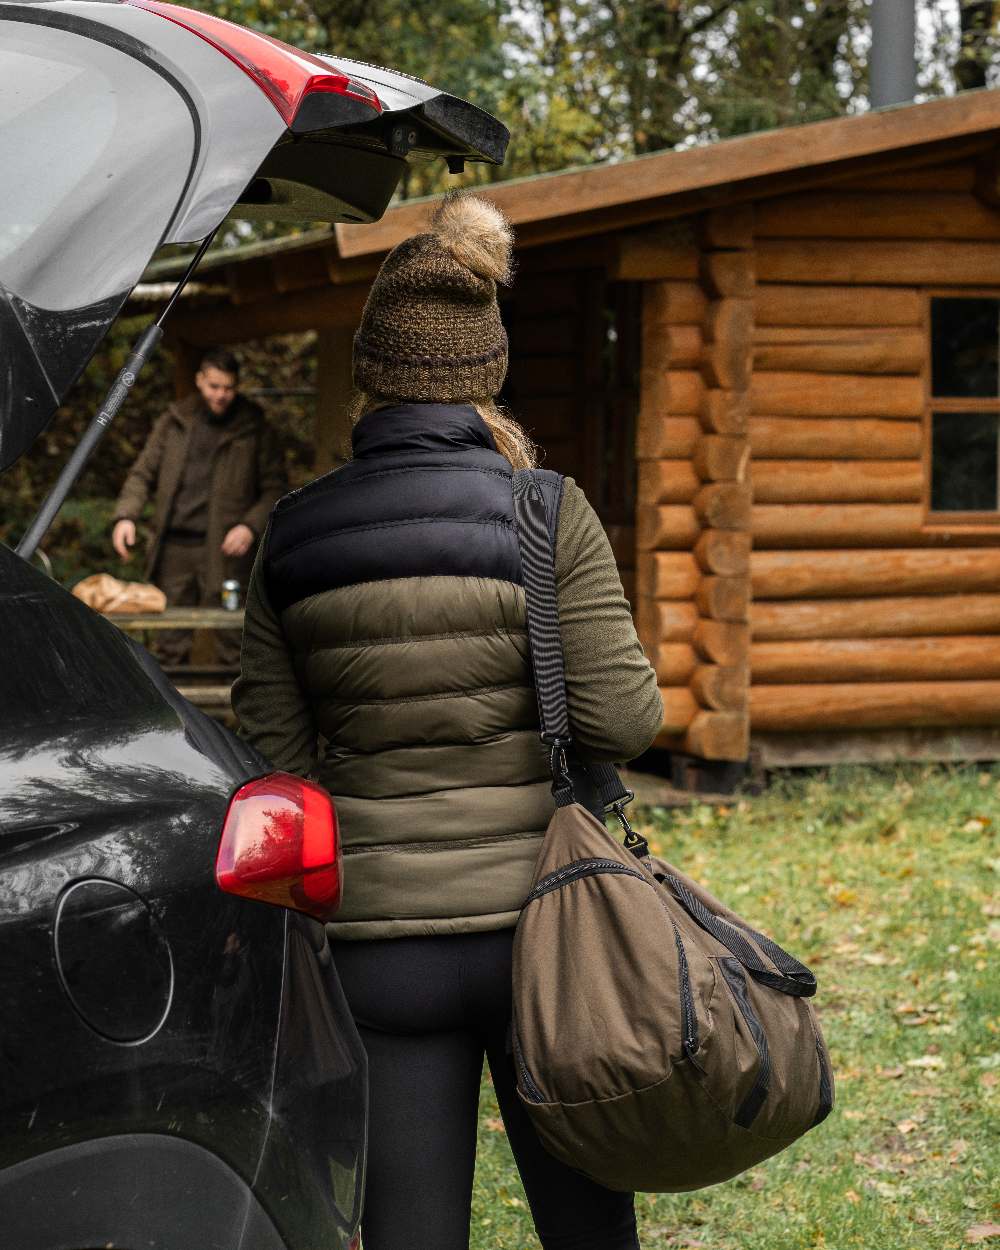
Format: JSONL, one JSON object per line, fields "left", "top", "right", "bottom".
{"left": 352, "top": 193, "right": 513, "bottom": 402}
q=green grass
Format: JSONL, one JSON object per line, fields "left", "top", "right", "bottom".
{"left": 471, "top": 764, "right": 1000, "bottom": 1250}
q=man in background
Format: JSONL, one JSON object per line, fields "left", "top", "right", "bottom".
{"left": 111, "top": 348, "right": 285, "bottom": 666}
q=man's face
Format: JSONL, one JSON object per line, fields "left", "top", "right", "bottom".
{"left": 195, "top": 365, "right": 238, "bottom": 416}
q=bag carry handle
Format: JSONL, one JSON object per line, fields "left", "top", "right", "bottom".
{"left": 511, "top": 470, "right": 645, "bottom": 853}
{"left": 661, "top": 873, "right": 817, "bottom": 998}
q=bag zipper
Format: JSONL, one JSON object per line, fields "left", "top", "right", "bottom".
{"left": 718, "top": 957, "right": 771, "bottom": 1128}
{"left": 523, "top": 857, "right": 647, "bottom": 905}
{"left": 512, "top": 1022, "right": 546, "bottom": 1104}
{"left": 670, "top": 918, "right": 701, "bottom": 1065}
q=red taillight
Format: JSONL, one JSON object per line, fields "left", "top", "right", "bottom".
{"left": 215, "top": 773, "right": 342, "bottom": 919}
{"left": 126, "top": 0, "right": 382, "bottom": 123}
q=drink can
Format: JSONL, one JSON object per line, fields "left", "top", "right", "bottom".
{"left": 222, "top": 579, "right": 241, "bottom": 611}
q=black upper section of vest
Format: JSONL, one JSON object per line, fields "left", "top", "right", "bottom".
{"left": 264, "top": 404, "right": 562, "bottom": 615}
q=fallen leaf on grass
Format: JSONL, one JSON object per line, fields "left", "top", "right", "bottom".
{"left": 907, "top": 1055, "right": 946, "bottom": 1069}
{"left": 963, "top": 818, "right": 991, "bottom": 834}
{"left": 484, "top": 1118, "right": 506, "bottom": 1133}
{"left": 896, "top": 1119, "right": 921, "bottom": 1134}
{"left": 878, "top": 1065, "right": 905, "bottom": 1079}
{"left": 980, "top": 1072, "right": 998, "bottom": 1089}
{"left": 843, "top": 1109, "right": 867, "bottom": 1121}
{"left": 983, "top": 901, "right": 1000, "bottom": 918}
{"left": 966, "top": 1224, "right": 1000, "bottom": 1244}
{"left": 948, "top": 1139, "right": 970, "bottom": 1163}
{"left": 844, "top": 1189, "right": 861, "bottom": 1204}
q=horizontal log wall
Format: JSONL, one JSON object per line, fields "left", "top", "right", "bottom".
{"left": 749, "top": 162, "right": 1000, "bottom": 737}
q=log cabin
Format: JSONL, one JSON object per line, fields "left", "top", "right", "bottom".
{"left": 151, "top": 87, "right": 1000, "bottom": 769}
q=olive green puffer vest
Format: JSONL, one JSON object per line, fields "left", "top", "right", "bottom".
{"left": 264, "top": 404, "right": 555, "bottom": 938}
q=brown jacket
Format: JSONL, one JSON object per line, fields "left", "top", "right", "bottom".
{"left": 114, "top": 393, "right": 285, "bottom": 590}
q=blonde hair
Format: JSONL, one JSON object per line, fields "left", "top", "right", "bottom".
{"left": 346, "top": 391, "right": 539, "bottom": 471}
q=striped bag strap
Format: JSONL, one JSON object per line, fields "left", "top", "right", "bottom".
{"left": 512, "top": 470, "right": 643, "bottom": 850}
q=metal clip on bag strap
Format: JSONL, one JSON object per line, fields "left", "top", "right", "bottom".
{"left": 512, "top": 471, "right": 646, "bottom": 854}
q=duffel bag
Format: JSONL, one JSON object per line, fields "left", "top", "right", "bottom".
{"left": 510, "top": 469, "right": 834, "bottom": 1193}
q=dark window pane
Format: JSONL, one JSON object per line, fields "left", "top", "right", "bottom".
{"left": 931, "top": 298, "right": 1000, "bottom": 397}
{"left": 931, "top": 412, "right": 999, "bottom": 512}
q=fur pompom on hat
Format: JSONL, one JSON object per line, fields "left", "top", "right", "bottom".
{"left": 352, "top": 192, "right": 513, "bottom": 402}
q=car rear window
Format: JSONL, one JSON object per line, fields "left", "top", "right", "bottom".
{"left": 0, "top": 19, "right": 196, "bottom": 312}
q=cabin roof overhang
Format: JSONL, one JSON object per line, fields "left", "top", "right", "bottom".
{"left": 143, "top": 87, "right": 1000, "bottom": 297}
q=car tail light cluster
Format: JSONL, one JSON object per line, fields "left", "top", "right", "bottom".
{"left": 126, "top": 0, "right": 381, "bottom": 123}
{"left": 215, "top": 773, "right": 342, "bottom": 919}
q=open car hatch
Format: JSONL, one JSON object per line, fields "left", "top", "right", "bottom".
{"left": 0, "top": 0, "right": 509, "bottom": 472}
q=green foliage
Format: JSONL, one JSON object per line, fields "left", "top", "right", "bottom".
{"left": 473, "top": 764, "right": 1000, "bottom": 1248}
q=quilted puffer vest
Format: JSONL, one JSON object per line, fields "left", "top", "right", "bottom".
{"left": 264, "top": 404, "right": 561, "bottom": 938}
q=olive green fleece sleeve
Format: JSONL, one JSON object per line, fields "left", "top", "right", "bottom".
{"left": 231, "top": 528, "right": 319, "bottom": 778}
{"left": 554, "top": 477, "right": 663, "bottom": 761}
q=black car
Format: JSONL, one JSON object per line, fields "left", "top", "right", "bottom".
{"left": 0, "top": 4, "right": 509, "bottom": 1246}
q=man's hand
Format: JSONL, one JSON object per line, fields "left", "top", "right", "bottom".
{"left": 112, "top": 519, "right": 136, "bottom": 561}
{"left": 221, "top": 524, "right": 254, "bottom": 558}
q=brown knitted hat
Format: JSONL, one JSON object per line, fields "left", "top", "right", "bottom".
{"left": 353, "top": 194, "right": 513, "bottom": 401}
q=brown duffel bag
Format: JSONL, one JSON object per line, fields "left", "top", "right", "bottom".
{"left": 510, "top": 470, "right": 834, "bottom": 1193}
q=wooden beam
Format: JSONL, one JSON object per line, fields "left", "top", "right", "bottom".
{"left": 752, "top": 460, "right": 922, "bottom": 504}
{"left": 833, "top": 161, "right": 977, "bottom": 192}
{"left": 638, "top": 460, "right": 700, "bottom": 504}
{"left": 172, "top": 282, "right": 369, "bottom": 346}
{"left": 694, "top": 620, "right": 750, "bottom": 664}
{"left": 701, "top": 205, "right": 755, "bottom": 249}
{"left": 755, "top": 284, "right": 923, "bottom": 327}
{"left": 753, "top": 333, "right": 924, "bottom": 376}
{"left": 750, "top": 372, "right": 924, "bottom": 418}
{"left": 637, "top": 598, "right": 700, "bottom": 642}
{"left": 693, "top": 435, "right": 750, "bottom": 482}
{"left": 653, "top": 642, "right": 699, "bottom": 685}
{"left": 636, "top": 505, "right": 701, "bottom": 552}
{"left": 699, "top": 389, "right": 750, "bottom": 435}
{"left": 755, "top": 191, "right": 1000, "bottom": 239}
{"left": 750, "top": 680, "right": 1000, "bottom": 731}
{"left": 613, "top": 228, "right": 700, "bottom": 280}
{"left": 639, "top": 370, "right": 705, "bottom": 419}
{"left": 661, "top": 686, "right": 701, "bottom": 734}
{"left": 695, "top": 530, "right": 752, "bottom": 576}
{"left": 753, "top": 503, "right": 957, "bottom": 547}
{"left": 692, "top": 664, "right": 750, "bottom": 709}
{"left": 753, "top": 726, "right": 1000, "bottom": 767}
{"left": 751, "top": 636, "right": 1000, "bottom": 683}
{"left": 701, "top": 251, "right": 756, "bottom": 299}
{"left": 757, "top": 238, "right": 1000, "bottom": 286}
{"left": 683, "top": 709, "right": 749, "bottom": 761}
{"left": 749, "top": 416, "right": 922, "bottom": 460}
{"left": 637, "top": 415, "right": 701, "bottom": 459}
{"left": 695, "top": 576, "right": 751, "bottom": 622}
{"left": 752, "top": 547, "right": 1000, "bottom": 599}
{"left": 702, "top": 299, "right": 754, "bottom": 389}
{"left": 644, "top": 281, "right": 709, "bottom": 326}
{"left": 695, "top": 484, "right": 753, "bottom": 531}
{"left": 752, "top": 595, "right": 1000, "bottom": 640}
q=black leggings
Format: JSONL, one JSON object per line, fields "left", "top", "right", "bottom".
{"left": 331, "top": 928, "right": 639, "bottom": 1250}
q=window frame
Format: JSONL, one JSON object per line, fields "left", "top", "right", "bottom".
{"left": 923, "top": 288, "right": 1000, "bottom": 530}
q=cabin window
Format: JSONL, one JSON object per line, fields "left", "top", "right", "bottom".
{"left": 929, "top": 297, "right": 1000, "bottom": 517}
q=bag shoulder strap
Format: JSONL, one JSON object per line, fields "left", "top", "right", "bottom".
{"left": 512, "top": 470, "right": 642, "bottom": 847}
